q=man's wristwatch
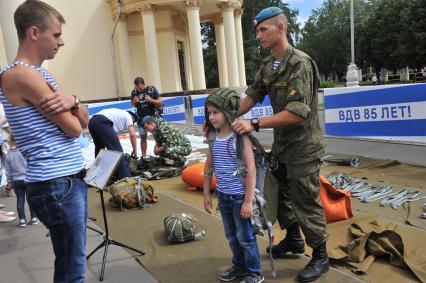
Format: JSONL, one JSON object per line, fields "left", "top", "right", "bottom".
{"left": 72, "top": 95, "right": 81, "bottom": 110}
{"left": 250, "top": 117, "right": 260, "bottom": 132}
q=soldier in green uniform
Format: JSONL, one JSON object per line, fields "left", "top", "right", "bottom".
{"left": 232, "top": 7, "right": 329, "bottom": 282}
{"left": 142, "top": 116, "right": 192, "bottom": 166}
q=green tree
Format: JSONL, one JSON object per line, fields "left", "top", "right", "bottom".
{"left": 356, "top": 0, "right": 425, "bottom": 73}
{"left": 298, "top": 0, "right": 371, "bottom": 81}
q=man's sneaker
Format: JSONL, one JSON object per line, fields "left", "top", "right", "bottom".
{"left": 219, "top": 266, "right": 247, "bottom": 282}
{"left": 240, "top": 273, "right": 264, "bottom": 283}
{"left": 30, "top": 217, "right": 39, "bottom": 225}
{"left": 18, "top": 219, "right": 27, "bottom": 227}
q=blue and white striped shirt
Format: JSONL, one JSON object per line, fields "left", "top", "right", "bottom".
{"left": 212, "top": 132, "right": 245, "bottom": 195}
{"left": 0, "top": 61, "right": 83, "bottom": 183}
{"left": 272, "top": 60, "right": 281, "bottom": 70}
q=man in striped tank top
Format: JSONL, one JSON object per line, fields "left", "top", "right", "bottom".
{"left": 203, "top": 89, "right": 264, "bottom": 283}
{"left": 0, "top": 1, "right": 89, "bottom": 282}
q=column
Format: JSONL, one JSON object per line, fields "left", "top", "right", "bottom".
{"left": 0, "top": 0, "right": 24, "bottom": 63}
{"left": 234, "top": 7, "right": 246, "bottom": 86}
{"left": 116, "top": 16, "right": 133, "bottom": 96}
{"left": 213, "top": 17, "right": 228, "bottom": 87}
{"left": 219, "top": 2, "right": 240, "bottom": 87}
{"left": 0, "top": 24, "right": 8, "bottom": 67}
{"left": 185, "top": 0, "right": 206, "bottom": 90}
{"left": 140, "top": 4, "right": 162, "bottom": 91}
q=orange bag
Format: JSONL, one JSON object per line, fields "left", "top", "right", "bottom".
{"left": 181, "top": 162, "right": 216, "bottom": 191}
{"left": 319, "top": 175, "right": 353, "bottom": 223}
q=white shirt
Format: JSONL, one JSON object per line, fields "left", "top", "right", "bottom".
{"left": 95, "top": 108, "right": 133, "bottom": 134}
{"left": 0, "top": 103, "right": 9, "bottom": 128}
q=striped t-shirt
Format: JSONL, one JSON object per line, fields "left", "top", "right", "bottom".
{"left": 212, "top": 132, "right": 245, "bottom": 195}
{"left": 272, "top": 60, "right": 281, "bottom": 70}
{"left": 0, "top": 61, "right": 83, "bottom": 183}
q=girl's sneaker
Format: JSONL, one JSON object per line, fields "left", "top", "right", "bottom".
{"left": 219, "top": 266, "right": 247, "bottom": 282}
{"left": 18, "top": 219, "right": 27, "bottom": 227}
{"left": 30, "top": 217, "right": 39, "bottom": 225}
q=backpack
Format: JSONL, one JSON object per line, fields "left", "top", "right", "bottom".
{"left": 108, "top": 177, "right": 157, "bottom": 210}
{"left": 163, "top": 213, "right": 206, "bottom": 243}
{"left": 124, "top": 153, "right": 138, "bottom": 175}
{"left": 207, "top": 131, "right": 278, "bottom": 277}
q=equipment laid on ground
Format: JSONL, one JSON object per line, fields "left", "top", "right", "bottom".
{"left": 164, "top": 213, "right": 206, "bottom": 243}
{"left": 84, "top": 149, "right": 145, "bottom": 281}
{"left": 322, "top": 155, "right": 360, "bottom": 167}
{"left": 108, "top": 176, "right": 158, "bottom": 210}
{"left": 124, "top": 154, "right": 184, "bottom": 180}
{"left": 327, "top": 172, "right": 425, "bottom": 210}
{"left": 319, "top": 176, "right": 353, "bottom": 223}
{"left": 181, "top": 162, "right": 217, "bottom": 191}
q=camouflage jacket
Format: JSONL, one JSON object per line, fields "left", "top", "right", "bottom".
{"left": 246, "top": 45, "right": 325, "bottom": 174}
{"left": 154, "top": 119, "right": 191, "bottom": 150}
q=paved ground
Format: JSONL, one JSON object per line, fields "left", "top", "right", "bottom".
{"left": 0, "top": 195, "right": 158, "bottom": 283}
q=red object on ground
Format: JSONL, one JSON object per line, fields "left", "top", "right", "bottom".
{"left": 181, "top": 162, "right": 216, "bottom": 191}
{"left": 319, "top": 175, "right": 353, "bottom": 224}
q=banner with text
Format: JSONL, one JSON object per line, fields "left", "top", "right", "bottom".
{"left": 190, "top": 94, "right": 208, "bottom": 124}
{"left": 162, "top": 96, "right": 186, "bottom": 123}
{"left": 324, "top": 84, "right": 426, "bottom": 144}
{"left": 242, "top": 96, "right": 274, "bottom": 120}
{"left": 88, "top": 100, "right": 133, "bottom": 117}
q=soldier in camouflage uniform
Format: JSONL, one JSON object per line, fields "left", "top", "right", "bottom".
{"left": 233, "top": 7, "right": 329, "bottom": 282}
{"left": 142, "top": 116, "right": 191, "bottom": 166}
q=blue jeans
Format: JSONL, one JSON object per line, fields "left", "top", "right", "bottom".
{"left": 218, "top": 192, "right": 262, "bottom": 275}
{"left": 27, "top": 177, "right": 88, "bottom": 283}
{"left": 88, "top": 115, "right": 131, "bottom": 179}
{"left": 13, "top": 180, "right": 36, "bottom": 220}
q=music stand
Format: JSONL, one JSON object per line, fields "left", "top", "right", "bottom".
{"left": 84, "top": 149, "right": 145, "bottom": 281}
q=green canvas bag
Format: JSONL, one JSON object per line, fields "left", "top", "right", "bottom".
{"left": 163, "top": 213, "right": 205, "bottom": 243}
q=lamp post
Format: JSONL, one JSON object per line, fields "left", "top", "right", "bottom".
{"left": 346, "top": 0, "right": 359, "bottom": 86}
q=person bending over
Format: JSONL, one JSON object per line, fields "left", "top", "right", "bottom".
{"left": 88, "top": 108, "right": 138, "bottom": 179}
{"left": 141, "top": 116, "right": 191, "bottom": 166}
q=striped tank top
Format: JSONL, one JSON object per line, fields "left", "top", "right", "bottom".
{"left": 0, "top": 61, "right": 83, "bottom": 183}
{"left": 212, "top": 132, "right": 245, "bottom": 195}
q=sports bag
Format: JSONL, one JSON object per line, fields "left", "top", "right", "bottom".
{"left": 163, "top": 213, "right": 205, "bottom": 243}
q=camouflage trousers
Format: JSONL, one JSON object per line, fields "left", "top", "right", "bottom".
{"left": 163, "top": 144, "right": 191, "bottom": 164}
{"left": 272, "top": 161, "right": 329, "bottom": 248}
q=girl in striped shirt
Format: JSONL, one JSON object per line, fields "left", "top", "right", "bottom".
{"left": 203, "top": 89, "right": 264, "bottom": 283}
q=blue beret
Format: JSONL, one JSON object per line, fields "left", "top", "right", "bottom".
{"left": 141, "top": 115, "right": 153, "bottom": 126}
{"left": 254, "top": 7, "right": 284, "bottom": 27}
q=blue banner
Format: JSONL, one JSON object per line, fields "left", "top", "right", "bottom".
{"left": 190, "top": 94, "right": 208, "bottom": 125}
{"left": 242, "top": 96, "right": 274, "bottom": 119}
{"left": 162, "top": 96, "right": 186, "bottom": 123}
{"left": 88, "top": 100, "right": 133, "bottom": 117}
{"left": 324, "top": 84, "right": 426, "bottom": 143}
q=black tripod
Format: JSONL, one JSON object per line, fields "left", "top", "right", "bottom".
{"left": 86, "top": 189, "right": 145, "bottom": 281}
{"left": 87, "top": 217, "right": 104, "bottom": 235}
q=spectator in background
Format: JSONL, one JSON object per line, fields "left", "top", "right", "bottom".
{"left": 131, "top": 77, "right": 163, "bottom": 157}
{"left": 88, "top": 108, "right": 139, "bottom": 179}
{"left": 372, "top": 74, "right": 378, "bottom": 85}
{"left": 142, "top": 116, "right": 191, "bottom": 167}
{"left": 4, "top": 135, "right": 38, "bottom": 227}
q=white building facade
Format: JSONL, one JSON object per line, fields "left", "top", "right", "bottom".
{"left": 0, "top": 0, "right": 247, "bottom": 101}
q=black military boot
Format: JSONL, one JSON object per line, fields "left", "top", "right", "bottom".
{"left": 297, "top": 242, "right": 329, "bottom": 282}
{"left": 266, "top": 222, "right": 305, "bottom": 258}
